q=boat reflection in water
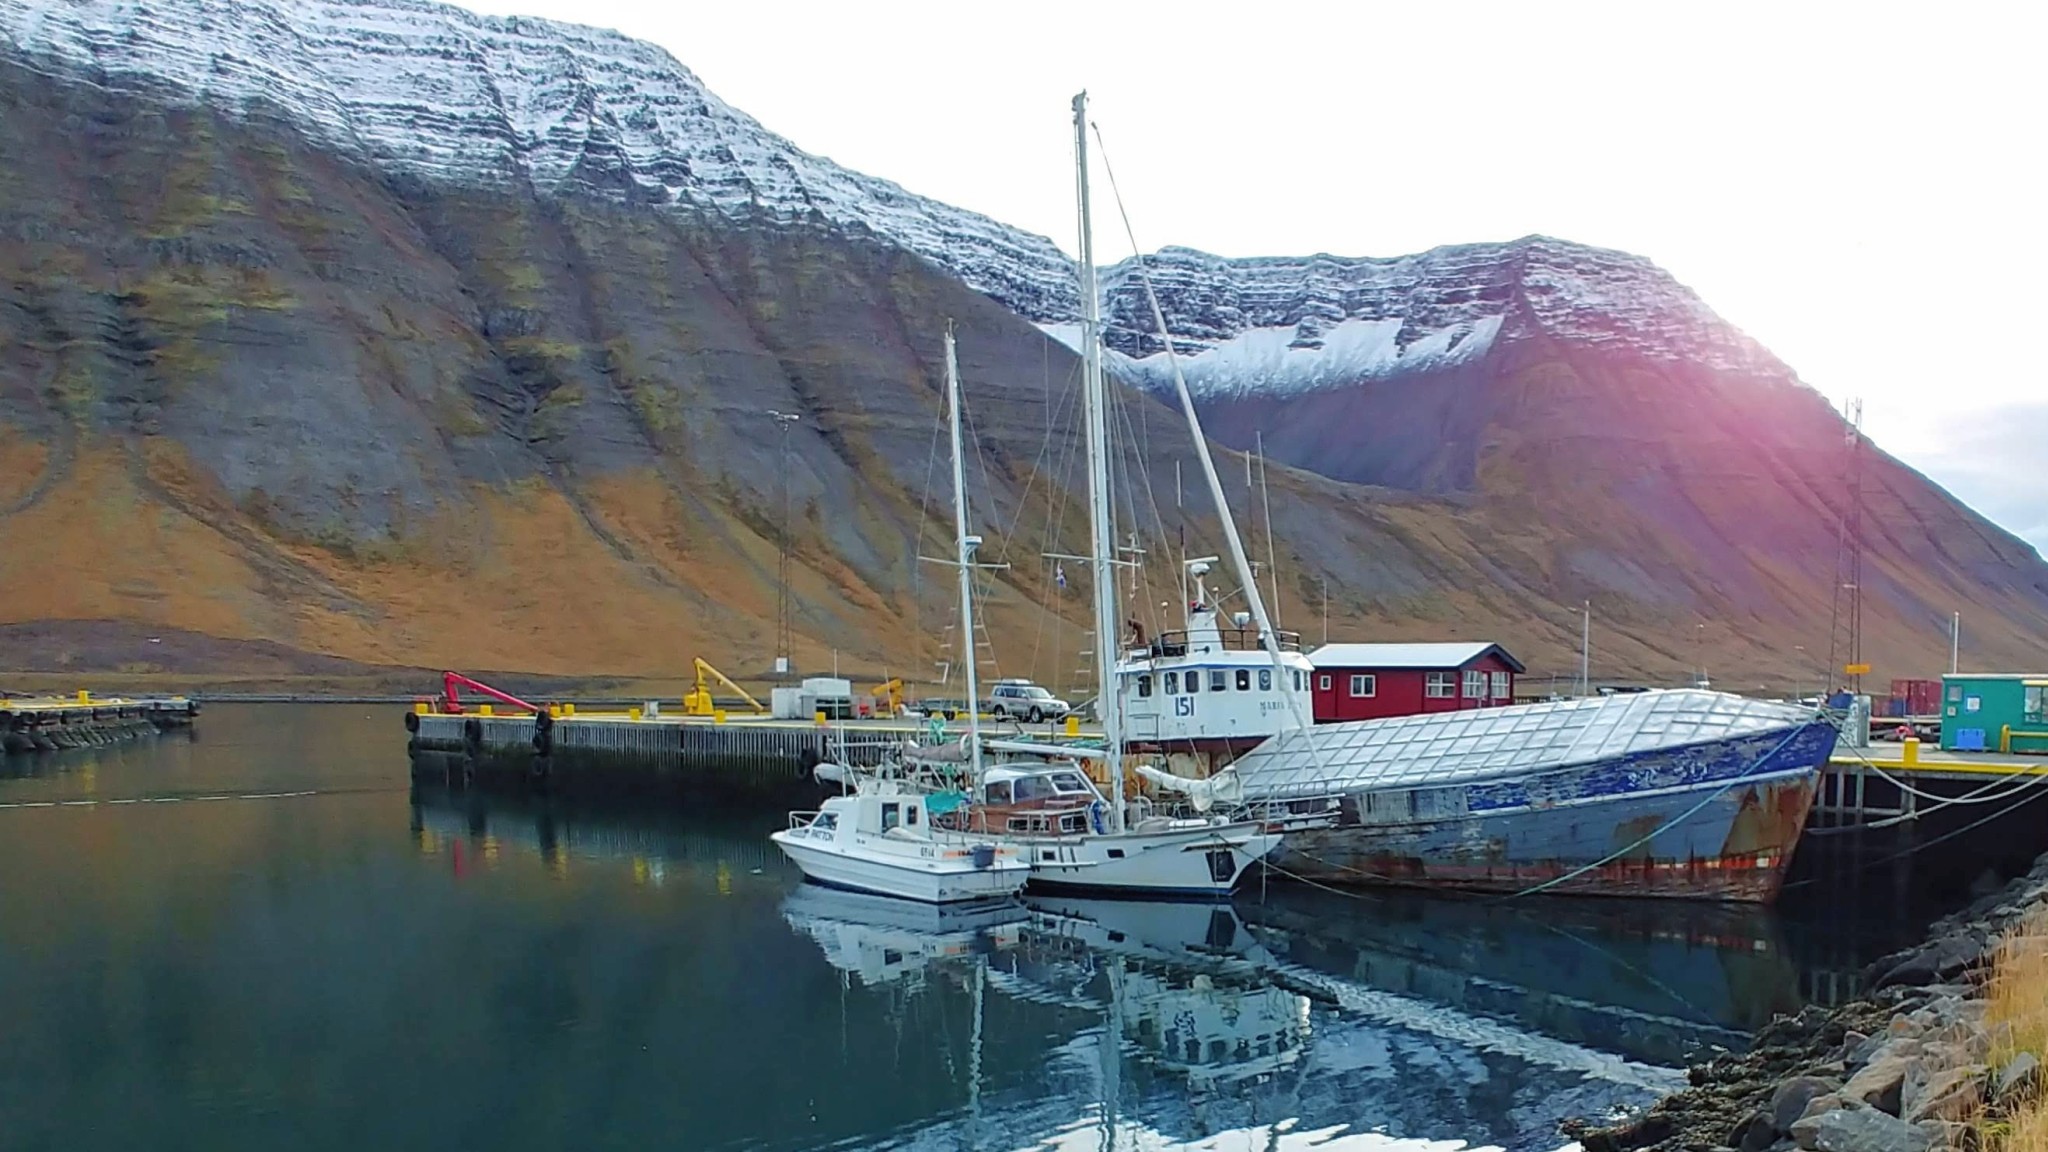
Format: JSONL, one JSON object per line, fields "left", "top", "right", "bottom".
{"left": 408, "top": 784, "right": 1814, "bottom": 1152}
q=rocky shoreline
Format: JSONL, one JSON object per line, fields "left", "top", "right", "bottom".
{"left": 1566, "top": 853, "right": 2048, "bottom": 1152}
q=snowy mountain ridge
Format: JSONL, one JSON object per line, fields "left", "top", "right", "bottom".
{"left": 1, "top": 0, "right": 1795, "bottom": 398}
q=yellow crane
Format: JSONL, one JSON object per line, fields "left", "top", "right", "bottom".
{"left": 870, "top": 677, "right": 904, "bottom": 716}
{"left": 683, "top": 658, "right": 767, "bottom": 716}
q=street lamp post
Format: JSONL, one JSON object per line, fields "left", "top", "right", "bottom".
{"left": 767, "top": 409, "right": 801, "bottom": 676}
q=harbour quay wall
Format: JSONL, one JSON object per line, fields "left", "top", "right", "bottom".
{"left": 0, "top": 695, "right": 199, "bottom": 756}
{"left": 405, "top": 710, "right": 910, "bottom": 797}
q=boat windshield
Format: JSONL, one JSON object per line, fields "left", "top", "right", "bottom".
{"left": 1048, "top": 772, "right": 1093, "bottom": 795}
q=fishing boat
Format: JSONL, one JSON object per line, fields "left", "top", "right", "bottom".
{"left": 1148, "top": 688, "right": 1834, "bottom": 902}
{"left": 772, "top": 783, "right": 1029, "bottom": 903}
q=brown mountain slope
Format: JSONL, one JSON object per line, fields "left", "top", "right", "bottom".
{"left": 1, "top": 54, "right": 2044, "bottom": 693}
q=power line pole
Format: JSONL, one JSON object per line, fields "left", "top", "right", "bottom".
{"left": 1825, "top": 398, "right": 1867, "bottom": 698}
{"left": 767, "top": 409, "right": 800, "bottom": 675}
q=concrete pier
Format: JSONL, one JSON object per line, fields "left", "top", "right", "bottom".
{"left": 0, "top": 694, "right": 199, "bottom": 756}
{"left": 405, "top": 708, "right": 934, "bottom": 796}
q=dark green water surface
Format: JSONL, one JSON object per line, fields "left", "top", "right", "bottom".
{"left": 0, "top": 705, "right": 1930, "bottom": 1152}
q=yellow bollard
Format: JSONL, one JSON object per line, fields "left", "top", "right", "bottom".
{"left": 478, "top": 703, "right": 493, "bottom": 717}
{"left": 814, "top": 710, "right": 827, "bottom": 725}
{"left": 77, "top": 689, "right": 90, "bottom": 704}
{"left": 563, "top": 703, "right": 576, "bottom": 716}
{"left": 1065, "top": 714, "right": 1080, "bottom": 738}
{"left": 629, "top": 706, "right": 642, "bottom": 721}
{"left": 1902, "top": 737, "right": 1920, "bottom": 766}
{"left": 414, "top": 702, "right": 429, "bottom": 715}
{"left": 714, "top": 709, "right": 727, "bottom": 724}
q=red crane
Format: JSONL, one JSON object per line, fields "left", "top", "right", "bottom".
{"left": 436, "top": 672, "right": 541, "bottom": 715}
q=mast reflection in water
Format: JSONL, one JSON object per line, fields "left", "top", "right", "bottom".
{"left": 407, "top": 782, "right": 1849, "bottom": 1152}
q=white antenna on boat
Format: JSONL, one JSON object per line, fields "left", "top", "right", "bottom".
{"left": 1081, "top": 105, "right": 1308, "bottom": 734}
{"left": 944, "top": 323, "right": 985, "bottom": 784}
{"left": 1073, "top": 90, "right": 1126, "bottom": 831}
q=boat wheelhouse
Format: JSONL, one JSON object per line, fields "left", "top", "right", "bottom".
{"left": 1117, "top": 558, "right": 1315, "bottom": 775}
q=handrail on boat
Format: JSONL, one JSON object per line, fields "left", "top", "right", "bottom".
{"left": 786, "top": 810, "right": 822, "bottom": 829}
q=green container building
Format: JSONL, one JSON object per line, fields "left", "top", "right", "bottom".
{"left": 1941, "top": 673, "right": 2048, "bottom": 753}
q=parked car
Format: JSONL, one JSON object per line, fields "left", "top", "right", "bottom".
{"left": 987, "top": 680, "right": 1070, "bottom": 723}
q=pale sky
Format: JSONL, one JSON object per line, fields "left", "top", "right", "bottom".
{"left": 468, "top": 0, "right": 2048, "bottom": 549}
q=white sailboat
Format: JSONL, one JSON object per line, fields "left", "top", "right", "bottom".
{"left": 770, "top": 326, "right": 1030, "bottom": 904}
{"left": 931, "top": 93, "right": 1280, "bottom": 895}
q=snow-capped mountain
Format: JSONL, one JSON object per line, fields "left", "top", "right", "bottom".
{"left": 1, "top": 0, "right": 1793, "bottom": 401}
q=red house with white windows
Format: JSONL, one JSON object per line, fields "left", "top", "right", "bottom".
{"left": 1308, "top": 642, "right": 1524, "bottom": 723}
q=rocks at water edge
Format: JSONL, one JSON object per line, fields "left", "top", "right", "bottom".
{"left": 1565, "top": 849, "right": 2048, "bottom": 1152}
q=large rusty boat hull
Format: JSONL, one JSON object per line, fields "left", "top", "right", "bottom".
{"left": 1266, "top": 720, "right": 1834, "bottom": 904}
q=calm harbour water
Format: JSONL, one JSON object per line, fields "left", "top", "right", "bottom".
{"left": 0, "top": 705, "right": 1933, "bottom": 1152}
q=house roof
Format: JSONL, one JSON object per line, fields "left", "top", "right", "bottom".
{"left": 1308, "top": 642, "right": 1525, "bottom": 673}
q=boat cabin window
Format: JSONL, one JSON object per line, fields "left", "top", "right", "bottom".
{"left": 1164, "top": 671, "right": 1179, "bottom": 694}
{"left": 1259, "top": 669, "right": 1272, "bottom": 692}
{"left": 1293, "top": 669, "right": 1304, "bottom": 691}
{"left": 905, "top": 805, "right": 919, "bottom": 826}
{"left": 1236, "top": 669, "right": 1250, "bottom": 691}
{"left": 1136, "top": 673, "right": 1152, "bottom": 698}
{"left": 1012, "top": 775, "right": 1055, "bottom": 802}
{"left": 1048, "top": 772, "right": 1092, "bottom": 795}
{"left": 811, "top": 812, "right": 837, "bottom": 831}
{"left": 1210, "top": 670, "right": 1226, "bottom": 692}
{"left": 1187, "top": 671, "right": 1201, "bottom": 694}
{"left": 882, "top": 802, "right": 901, "bottom": 831}
{"left": 984, "top": 781, "right": 1013, "bottom": 804}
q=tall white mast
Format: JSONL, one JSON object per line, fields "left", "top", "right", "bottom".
{"left": 1104, "top": 158, "right": 1307, "bottom": 734}
{"left": 1073, "top": 91, "right": 1125, "bottom": 832}
{"left": 944, "top": 324, "right": 984, "bottom": 783}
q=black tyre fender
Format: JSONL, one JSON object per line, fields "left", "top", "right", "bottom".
{"left": 531, "top": 711, "right": 554, "bottom": 755}
{"left": 404, "top": 711, "right": 420, "bottom": 734}
{"left": 462, "top": 717, "right": 483, "bottom": 755}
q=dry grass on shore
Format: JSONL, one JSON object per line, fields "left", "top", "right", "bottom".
{"left": 1985, "top": 908, "right": 2048, "bottom": 1150}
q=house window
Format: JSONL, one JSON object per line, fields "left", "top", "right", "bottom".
{"left": 1463, "top": 670, "right": 1486, "bottom": 699}
{"left": 1349, "top": 674, "right": 1376, "bottom": 698}
{"left": 1426, "top": 672, "right": 1456, "bottom": 699}
{"left": 1137, "top": 674, "right": 1153, "bottom": 698}
{"left": 1164, "top": 671, "right": 1178, "bottom": 694}
{"left": 1258, "top": 669, "right": 1272, "bottom": 692}
{"left": 1318, "top": 674, "right": 1332, "bottom": 691}
{"left": 1236, "top": 669, "right": 1251, "bottom": 691}
{"left": 1188, "top": 671, "right": 1201, "bottom": 694}
{"left": 1210, "top": 670, "right": 1227, "bottom": 692}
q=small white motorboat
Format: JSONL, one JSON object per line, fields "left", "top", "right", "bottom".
{"left": 771, "top": 784, "right": 1029, "bottom": 904}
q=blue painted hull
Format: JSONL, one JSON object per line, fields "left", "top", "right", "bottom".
{"left": 1270, "top": 721, "right": 1836, "bottom": 903}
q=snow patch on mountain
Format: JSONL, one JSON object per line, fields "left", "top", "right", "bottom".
{"left": 1045, "top": 314, "right": 1505, "bottom": 399}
